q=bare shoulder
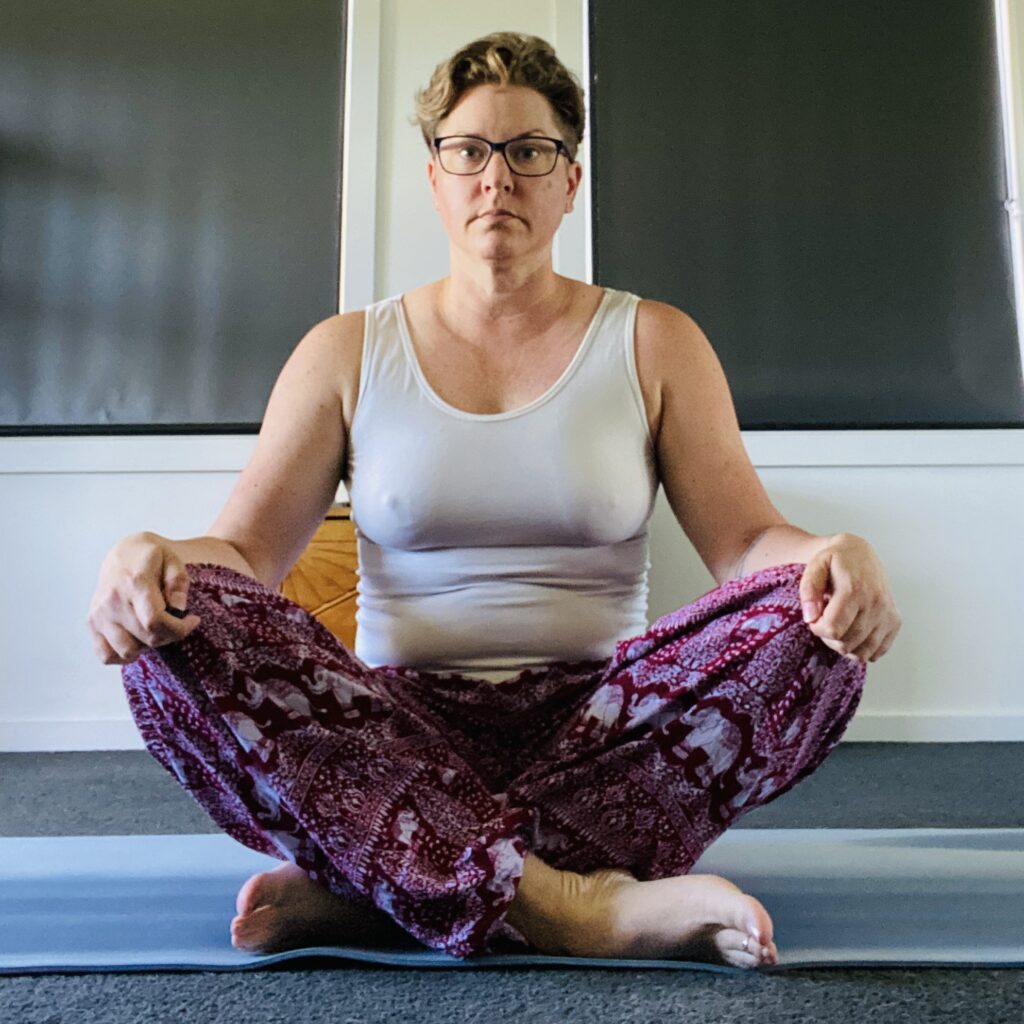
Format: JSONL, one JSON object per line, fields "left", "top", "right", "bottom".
{"left": 634, "top": 298, "right": 705, "bottom": 360}
{"left": 633, "top": 298, "right": 713, "bottom": 442}
{"left": 297, "top": 309, "right": 366, "bottom": 432}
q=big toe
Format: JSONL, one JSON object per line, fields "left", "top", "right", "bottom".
{"left": 235, "top": 872, "right": 266, "bottom": 918}
{"left": 740, "top": 892, "right": 774, "bottom": 946}
{"left": 234, "top": 872, "right": 260, "bottom": 921}
{"left": 691, "top": 874, "right": 774, "bottom": 945}
{"left": 236, "top": 862, "right": 306, "bottom": 917}
{"left": 231, "top": 905, "right": 277, "bottom": 952}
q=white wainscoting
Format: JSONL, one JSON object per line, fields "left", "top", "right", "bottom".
{"left": 1, "top": 430, "right": 1020, "bottom": 751}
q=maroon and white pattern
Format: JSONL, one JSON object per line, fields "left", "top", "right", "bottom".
{"left": 122, "top": 561, "right": 865, "bottom": 959}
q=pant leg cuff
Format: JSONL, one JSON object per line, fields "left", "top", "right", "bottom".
{"left": 442, "top": 806, "right": 535, "bottom": 958}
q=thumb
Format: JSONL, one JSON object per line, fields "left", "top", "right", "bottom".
{"left": 799, "top": 556, "right": 829, "bottom": 622}
{"left": 162, "top": 558, "right": 192, "bottom": 613}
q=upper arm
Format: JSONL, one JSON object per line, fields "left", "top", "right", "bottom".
{"left": 206, "top": 310, "right": 364, "bottom": 591}
{"left": 636, "top": 300, "right": 787, "bottom": 585}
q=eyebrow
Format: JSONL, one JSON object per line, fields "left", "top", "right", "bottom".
{"left": 450, "top": 128, "right": 549, "bottom": 139}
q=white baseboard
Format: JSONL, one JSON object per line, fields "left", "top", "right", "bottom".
{"left": 1, "top": 712, "right": 1020, "bottom": 753}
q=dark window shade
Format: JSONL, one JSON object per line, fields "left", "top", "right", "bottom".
{"left": 0, "top": 0, "right": 345, "bottom": 433}
{"left": 589, "top": 0, "right": 1024, "bottom": 428}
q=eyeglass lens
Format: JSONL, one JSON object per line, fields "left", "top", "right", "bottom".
{"left": 437, "top": 137, "right": 559, "bottom": 175}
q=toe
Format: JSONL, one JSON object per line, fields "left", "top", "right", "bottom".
{"left": 716, "top": 927, "right": 774, "bottom": 969}
{"left": 231, "top": 904, "right": 275, "bottom": 953}
{"left": 741, "top": 895, "right": 774, "bottom": 946}
{"left": 235, "top": 870, "right": 273, "bottom": 918}
{"left": 235, "top": 875, "right": 258, "bottom": 918}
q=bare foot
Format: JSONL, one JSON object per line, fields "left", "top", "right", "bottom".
{"left": 506, "top": 857, "right": 780, "bottom": 969}
{"left": 230, "top": 862, "right": 409, "bottom": 954}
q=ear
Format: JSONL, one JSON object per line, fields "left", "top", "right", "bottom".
{"left": 565, "top": 162, "right": 583, "bottom": 212}
{"left": 427, "top": 158, "right": 439, "bottom": 208}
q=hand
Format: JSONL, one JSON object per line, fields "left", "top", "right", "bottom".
{"left": 798, "top": 533, "right": 901, "bottom": 664}
{"left": 86, "top": 532, "right": 202, "bottom": 665}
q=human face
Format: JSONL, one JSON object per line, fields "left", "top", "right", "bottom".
{"left": 427, "top": 84, "right": 582, "bottom": 263}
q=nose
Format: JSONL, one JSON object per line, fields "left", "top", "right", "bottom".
{"left": 481, "top": 150, "right": 514, "bottom": 192}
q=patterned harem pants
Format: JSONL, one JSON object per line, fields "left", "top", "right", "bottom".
{"left": 121, "top": 561, "right": 866, "bottom": 960}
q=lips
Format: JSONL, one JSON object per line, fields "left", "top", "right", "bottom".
{"left": 479, "top": 210, "right": 516, "bottom": 219}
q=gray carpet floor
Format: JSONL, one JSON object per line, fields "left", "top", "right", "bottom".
{"left": 2, "top": 742, "right": 1022, "bottom": 1023}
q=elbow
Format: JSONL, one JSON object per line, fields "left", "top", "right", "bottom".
{"left": 226, "top": 540, "right": 277, "bottom": 590}
{"left": 716, "top": 523, "right": 784, "bottom": 585}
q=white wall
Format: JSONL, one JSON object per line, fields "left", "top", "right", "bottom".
{"left": 2, "top": 0, "right": 1023, "bottom": 751}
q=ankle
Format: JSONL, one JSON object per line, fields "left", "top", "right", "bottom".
{"left": 504, "top": 853, "right": 583, "bottom": 954}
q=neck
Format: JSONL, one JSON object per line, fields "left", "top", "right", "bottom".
{"left": 437, "top": 255, "right": 573, "bottom": 344}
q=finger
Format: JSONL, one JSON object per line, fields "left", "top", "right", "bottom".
{"left": 834, "top": 608, "right": 877, "bottom": 655}
{"left": 92, "top": 632, "right": 125, "bottom": 666}
{"left": 817, "top": 635, "right": 854, "bottom": 660}
{"left": 129, "top": 582, "right": 200, "bottom": 646}
{"left": 107, "top": 590, "right": 153, "bottom": 650}
{"left": 816, "top": 555, "right": 867, "bottom": 634}
{"left": 162, "top": 559, "right": 192, "bottom": 616}
{"left": 104, "top": 621, "right": 147, "bottom": 663}
{"left": 799, "top": 560, "right": 830, "bottom": 621}
{"left": 849, "top": 621, "right": 886, "bottom": 662}
{"left": 97, "top": 588, "right": 163, "bottom": 659}
{"left": 162, "top": 607, "right": 202, "bottom": 638}
{"left": 868, "top": 626, "right": 899, "bottom": 662}
{"left": 811, "top": 626, "right": 865, "bottom": 662}
{"left": 814, "top": 590, "right": 861, "bottom": 642}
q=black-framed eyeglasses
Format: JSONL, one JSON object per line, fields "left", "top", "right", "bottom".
{"left": 432, "top": 134, "right": 570, "bottom": 176}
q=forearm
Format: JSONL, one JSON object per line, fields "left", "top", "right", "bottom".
{"left": 722, "top": 524, "right": 837, "bottom": 584}
{"left": 146, "top": 532, "right": 259, "bottom": 582}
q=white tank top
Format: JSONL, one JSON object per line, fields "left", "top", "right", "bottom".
{"left": 344, "top": 286, "right": 659, "bottom": 682}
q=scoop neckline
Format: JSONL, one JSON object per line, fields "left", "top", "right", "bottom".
{"left": 393, "top": 287, "right": 613, "bottom": 421}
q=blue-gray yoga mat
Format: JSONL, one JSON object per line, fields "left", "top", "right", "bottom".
{"left": 2, "top": 828, "right": 1022, "bottom": 974}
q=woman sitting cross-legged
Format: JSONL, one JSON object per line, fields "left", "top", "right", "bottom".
{"left": 86, "top": 31, "right": 901, "bottom": 968}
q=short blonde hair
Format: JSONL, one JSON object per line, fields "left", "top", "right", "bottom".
{"left": 411, "top": 31, "right": 586, "bottom": 162}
